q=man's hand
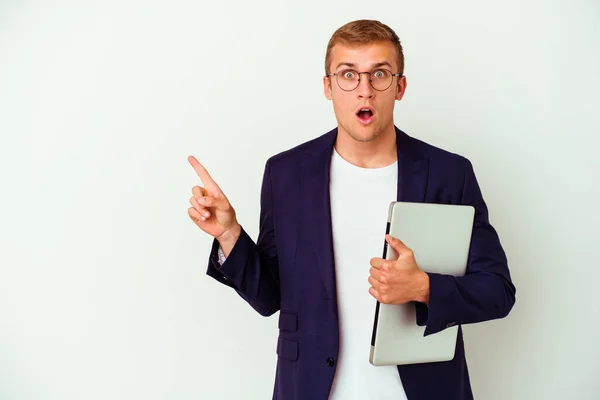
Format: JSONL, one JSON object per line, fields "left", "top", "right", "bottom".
{"left": 368, "top": 235, "right": 430, "bottom": 305}
{"left": 187, "top": 155, "right": 241, "bottom": 256}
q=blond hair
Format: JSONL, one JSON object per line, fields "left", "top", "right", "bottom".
{"left": 325, "top": 19, "right": 404, "bottom": 75}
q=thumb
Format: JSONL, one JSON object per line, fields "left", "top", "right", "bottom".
{"left": 385, "top": 234, "right": 410, "bottom": 255}
{"left": 198, "top": 194, "right": 229, "bottom": 210}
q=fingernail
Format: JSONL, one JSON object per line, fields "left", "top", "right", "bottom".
{"left": 198, "top": 197, "right": 206, "bottom": 204}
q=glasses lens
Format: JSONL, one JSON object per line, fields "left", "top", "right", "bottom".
{"left": 371, "top": 69, "right": 393, "bottom": 91}
{"left": 336, "top": 69, "right": 359, "bottom": 91}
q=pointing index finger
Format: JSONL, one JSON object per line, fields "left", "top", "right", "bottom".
{"left": 188, "top": 155, "right": 218, "bottom": 188}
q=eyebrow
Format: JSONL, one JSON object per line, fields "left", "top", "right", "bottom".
{"left": 334, "top": 61, "right": 394, "bottom": 71}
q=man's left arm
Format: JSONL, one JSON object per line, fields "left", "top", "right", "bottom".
{"left": 416, "top": 158, "right": 516, "bottom": 336}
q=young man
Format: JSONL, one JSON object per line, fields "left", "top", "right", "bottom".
{"left": 187, "top": 20, "right": 516, "bottom": 400}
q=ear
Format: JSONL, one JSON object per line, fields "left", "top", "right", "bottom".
{"left": 395, "top": 75, "right": 407, "bottom": 101}
{"left": 323, "top": 75, "right": 333, "bottom": 100}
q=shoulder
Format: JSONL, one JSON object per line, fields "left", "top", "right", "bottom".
{"left": 265, "top": 127, "right": 336, "bottom": 169}
{"left": 400, "top": 131, "right": 473, "bottom": 177}
{"left": 407, "top": 134, "right": 470, "bottom": 166}
{"left": 263, "top": 127, "right": 474, "bottom": 176}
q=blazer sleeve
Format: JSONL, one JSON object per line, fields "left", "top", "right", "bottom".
{"left": 416, "top": 158, "right": 517, "bottom": 336}
{"left": 205, "top": 158, "right": 281, "bottom": 317}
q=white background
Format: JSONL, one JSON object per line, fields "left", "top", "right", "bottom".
{"left": 2, "top": 0, "right": 599, "bottom": 399}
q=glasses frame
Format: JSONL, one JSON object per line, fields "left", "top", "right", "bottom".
{"left": 326, "top": 68, "right": 403, "bottom": 92}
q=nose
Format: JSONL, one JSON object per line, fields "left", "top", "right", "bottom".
{"left": 356, "top": 72, "right": 374, "bottom": 99}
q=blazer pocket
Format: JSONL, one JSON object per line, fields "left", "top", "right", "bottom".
{"left": 277, "top": 337, "right": 298, "bottom": 361}
{"left": 278, "top": 311, "right": 298, "bottom": 332}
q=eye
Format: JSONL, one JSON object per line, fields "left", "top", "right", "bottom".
{"left": 373, "top": 70, "right": 387, "bottom": 79}
{"left": 342, "top": 70, "right": 356, "bottom": 79}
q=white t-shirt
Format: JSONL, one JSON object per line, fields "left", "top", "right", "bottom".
{"left": 328, "top": 148, "right": 407, "bottom": 400}
{"left": 216, "top": 148, "right": 408, "bottom": 399}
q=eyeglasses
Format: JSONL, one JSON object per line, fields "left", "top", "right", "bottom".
{"left": 326, "top": 68, "right": 402, "bottom": 92}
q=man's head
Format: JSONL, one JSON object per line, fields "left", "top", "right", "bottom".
{"left": 323, "top": 20, "right": 407, "bottom": 143}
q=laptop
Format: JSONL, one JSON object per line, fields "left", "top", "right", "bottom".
{"left": 369, "top": 201, "right": 475, "bottom": 366}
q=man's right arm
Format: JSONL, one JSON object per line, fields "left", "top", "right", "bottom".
{"left": 201, "top": 159, "right": 281, "bottom": 317}
{"left": 215, "top": 223, "right": 242, "bottom": 259}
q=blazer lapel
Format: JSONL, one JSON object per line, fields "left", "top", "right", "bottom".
{"left": 395, "top": 127, "right": 429, "bottom": 202}
{"left": 300, "top": 129, "right": 338, "bottom": 312}
{"left": 299, "top": 127, "right": 429, "bottom": 316}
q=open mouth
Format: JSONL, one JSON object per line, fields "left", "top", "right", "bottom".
{"left": 356, "top": 107, "right": 374, "bottom": 124}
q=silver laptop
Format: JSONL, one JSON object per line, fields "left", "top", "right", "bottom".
{"left": 369, "top": 201, "right": 475, "bottom": 366}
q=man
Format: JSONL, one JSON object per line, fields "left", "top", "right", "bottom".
{"left": 187, "top": 19, "right": 516, "bottom": 400}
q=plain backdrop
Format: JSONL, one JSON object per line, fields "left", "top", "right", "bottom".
{"left": 2, "top": 0, "right": 600, "bottom": 399}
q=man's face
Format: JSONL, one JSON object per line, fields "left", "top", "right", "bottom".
{"left": 323, "top": 41, "right": 407, "bottom": 143}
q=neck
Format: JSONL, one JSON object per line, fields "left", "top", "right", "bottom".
{"left": 334, "top": 125, "right": 397, "bottom": 168}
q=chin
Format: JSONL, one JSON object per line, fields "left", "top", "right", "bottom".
{"left": 347, "top": 125, "right": 382, "bottom": 143}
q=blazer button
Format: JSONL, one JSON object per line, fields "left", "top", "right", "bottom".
{"left": 326, "top": 357, "right": 335, "bottom": 367}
